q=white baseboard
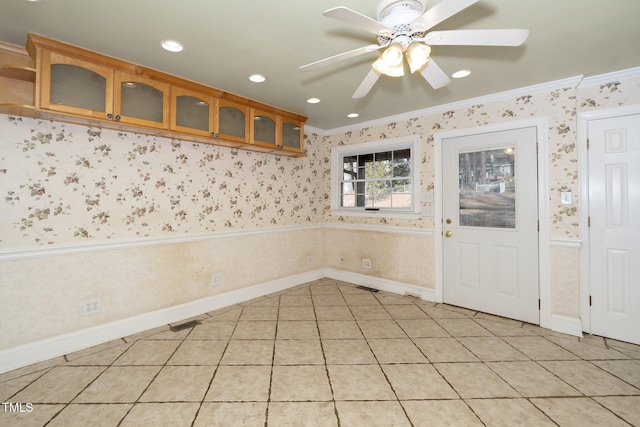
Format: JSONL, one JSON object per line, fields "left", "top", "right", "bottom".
{"left": 324, "top": 268, "right": 436, "bottom": 302}
{"left": 0, "top": 269, "right": 325, "bottom": 374}
{"left": 550, "top": 314, "right": 583, "bottom": 337}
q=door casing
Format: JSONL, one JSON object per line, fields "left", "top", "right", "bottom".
{"left": 434, "top": 117, "right": 552, "bottom": 329}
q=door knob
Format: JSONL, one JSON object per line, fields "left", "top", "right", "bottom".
{"left": 444, "top": 231, "right": 453, "bottom": 238}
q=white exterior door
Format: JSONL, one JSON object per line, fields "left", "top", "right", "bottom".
{"left": 442, "top": 127, "right": 539, "bottom": 323}
{"left": 588, "top": 113, "right": 640, "bottom": 345}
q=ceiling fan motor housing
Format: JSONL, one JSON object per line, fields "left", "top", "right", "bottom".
{"left": 376, "top": 0, "right": 427, "bottom": 26}
{"left": 376, "top": 0, "right": 428, "bottom": 47}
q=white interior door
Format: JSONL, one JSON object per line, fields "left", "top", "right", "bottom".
{"left": 442, "top": 127, "right": 539, "bottom": 324}
{"left": 588, "top": 113, "right": 640, "bottom": 345}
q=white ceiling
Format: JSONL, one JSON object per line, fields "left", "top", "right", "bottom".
{"left": 1, "top": 0, "right": 639, "bottom": 130}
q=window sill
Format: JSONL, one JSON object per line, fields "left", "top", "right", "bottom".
{"left": 330, "top": 209, "right": 422, "bottom": 220}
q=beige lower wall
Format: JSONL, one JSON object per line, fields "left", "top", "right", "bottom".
{"left": 0, "top": 227, "right": 325, "bottom": 350}
{"left": 323, "top": 227, "right": 434, "bottom": 290}
{"left": 550, "top": 244, "right": 581, "bottom": 319}
{"left": 1, "top": 225, "right": 585, "bottom": 352}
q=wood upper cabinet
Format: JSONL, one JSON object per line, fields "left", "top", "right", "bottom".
{"left": 250, "top": 108, "right": 278, "bottom": 150}
{"left": 13, "top": 33, "right": 307, "bottom": 156}
{"left": 170, "top": 86, "right": 215, "bottom": 137}
{"left": 38, "top": 50, "right": 169, "bottom": 129}
{"left": 216, "top": 99, "right": 250, "bottom": 144}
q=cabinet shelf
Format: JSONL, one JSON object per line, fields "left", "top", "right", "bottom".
{"left": 0, "top": 103, "right": 37, "bottom": 117}
{"left": 0, "top": 65, "right": 36, "bottom": 82}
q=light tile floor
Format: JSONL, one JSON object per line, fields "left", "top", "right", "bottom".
{"left": 1, "top": 279, "right": 639, "bottom": 426}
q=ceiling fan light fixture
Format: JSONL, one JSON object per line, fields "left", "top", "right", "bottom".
{"left": 406, "top": 42, "right": 431, "bottom": 73}
{"left": 372, "top": 44, "right": 405, "bottom": 77}
{"left": 372, "top": 56, "right": 405, "bottom": 77}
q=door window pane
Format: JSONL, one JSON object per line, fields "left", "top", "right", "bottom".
{"left": 459, "top": 147, "right": 516, "bottom": 228}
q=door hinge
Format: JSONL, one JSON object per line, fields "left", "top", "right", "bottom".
{"left": 537, "top": 221, "right": 540, "bottom": 232}
{"left": 589, "top": 295, "right": 592, "bottom": 306}
{"left": 587, "top": 138, "right": 590, "bottom": 150}
{"left": 536, "top": 143, "right": 539, "bottom": 154}
{"left": 538, "top": 299, "right": 541, "bottom": 310}
{"left": 588, "top": 216, "right": 591, "bottom": 227}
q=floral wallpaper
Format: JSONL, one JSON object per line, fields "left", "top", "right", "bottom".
{"left": 578, "top": 78, "right": 640, "bottom": 112}
{"left": 319, "top": 87, "right": 582, "bottom": 237}
{"left": 2, "top": 74, "right": 639, "bottom": 249}
{"left": 0, "top": 116, "right": 323, "bottom": 248}
{"left": 320, "top": 76, "right": 640, "bottom": 238}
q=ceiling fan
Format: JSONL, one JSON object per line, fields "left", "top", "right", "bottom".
{"left": 300, "top": 0, "right": 529, "bottom": 98}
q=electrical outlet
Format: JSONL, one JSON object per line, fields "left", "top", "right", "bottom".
{"left": 306, "top": 255, "right": 314, "bottom": 265}
{"left": 362, "top": 258, "right": 372, "bottom": 269}
{"left": 211, "top": 273, "right": 224, "bottom": 286}
{"left": 82, "top": 298, "right": 101, "bottom": 316}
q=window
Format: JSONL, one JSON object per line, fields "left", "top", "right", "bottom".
{"left": 331, "top": 136, "right": 421, "bottom": 218}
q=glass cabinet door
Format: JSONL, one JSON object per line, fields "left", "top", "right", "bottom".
{"left": 251, "top": 109, "right": 277, "bottom": 148}
{"left": 170, "top": 87, "right": 214, "bottom": 137}
{"left": 114, "top": 71, "right": 170, "bottom": 129}
{"left": 41, "top": 51, "right": 113, "bottom": 119}
{"left": 216, "top": 99, "right": 249, "bottom": 143}
{"left": 281, "top": 120, "right": 303, "bottom": 149}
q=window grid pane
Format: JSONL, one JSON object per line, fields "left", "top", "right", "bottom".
{"left": 339, "top": 142, "right": 412, "bottom": 210}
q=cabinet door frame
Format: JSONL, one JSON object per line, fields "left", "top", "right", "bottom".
{"left": 39, "top": 50, "right": 114, "bottom": 120}
{"left": 113, "top": 71, "right": 170, "bottom": 129}
{"left": 170, "top": 86, "right": 216, "bottom": 137}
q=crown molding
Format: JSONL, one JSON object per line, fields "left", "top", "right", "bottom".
{"left": 323, "top": 75, "right": 584, "bottom": 135}
{"left": 578, "top": 66, "right": 640, "bottom": 89}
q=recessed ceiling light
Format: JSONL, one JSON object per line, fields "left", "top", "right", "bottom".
{"left": 160, "top": 40, "right": 184, "bottom": 53}
{"left": 347, "top": 113, "right": 359, "bottom": 118}
{"left": 249, "top": 74, "right": 266, "bottom": 83}
{"left": 452, "top": 69, "right": 471, "bottom": 79}
{"left": 307, "top": 98, "right": 321, "bottom": 104}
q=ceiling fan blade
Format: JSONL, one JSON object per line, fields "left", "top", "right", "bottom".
{"left": 419, "top": 59, "right": 451, "bottom": 89}
{"left": 299, "top": 44, "right": 386, "bottom": 72}
{"left": 410, "top": 0, "right": 479, "bottom": 33}
{"left": 324, "top": 6, "right": 393, "bottom": 37}
{"left": 423, "top": 29, "right": 529, "bottom": 46}
{"left": 352, "top": 68, "right": 381, "bottom": 99}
